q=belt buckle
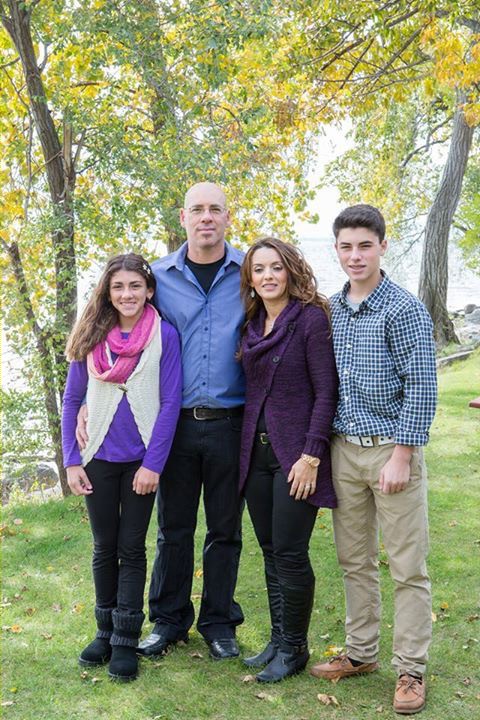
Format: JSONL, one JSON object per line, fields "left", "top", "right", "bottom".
{"left": 259, "top": 432, "right": 269, "bottom": 445}
{"left": 359, "top": 436, "right": 374, "bottom": 447}
{"left": 193, "top": 407, "right": 207, "bottom": 421}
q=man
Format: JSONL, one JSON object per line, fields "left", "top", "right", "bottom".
{"left": 139, "top": 182, "right": 245, "bottom": 659}
{"left": 79, "top": 182, "right": 245, "bottom": 660}
{"left": 310, "top": 205, "right": 437, "bottom": 715}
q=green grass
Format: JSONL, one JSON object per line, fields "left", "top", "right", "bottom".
{"left": 2, "top": 351, "right": 480, "bottom": 719}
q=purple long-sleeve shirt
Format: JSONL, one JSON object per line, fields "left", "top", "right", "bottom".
{"left": 62, "top": 320, "right": 182, "bottom": 474}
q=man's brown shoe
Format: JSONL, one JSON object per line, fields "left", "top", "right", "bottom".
{"left": 393, "top": 675, "right": 426, "bottom": 715}
{"left": 310, "top": 654, "right": 379, "bottom": 681}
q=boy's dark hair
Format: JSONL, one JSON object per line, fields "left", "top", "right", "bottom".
{"left": 333, "top": 204, "right": 386, "bottom": 242}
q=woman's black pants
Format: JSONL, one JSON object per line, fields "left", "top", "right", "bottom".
{"left": 84, "top": 459, "right": 156, "bottom": 614}
{"left": 244, "top": 437, "right": 318, "bottom": 647}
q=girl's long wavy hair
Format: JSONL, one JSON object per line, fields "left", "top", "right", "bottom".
{"left": 240, "top": 237, "right": 330, "bottom": 329}
{"left": 65, "top": 253, "right": 157, "bottom": 361}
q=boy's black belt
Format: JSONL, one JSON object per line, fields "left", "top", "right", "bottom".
{"left": 181, "top": 406, "right": 244, "bottom": 421}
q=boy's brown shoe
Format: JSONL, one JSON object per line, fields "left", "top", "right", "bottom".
{"left": 310, "top": 654, "right": 379, "bottom": 681}
{"left": 393, "top": 675, "right": 426, "bottom": 714}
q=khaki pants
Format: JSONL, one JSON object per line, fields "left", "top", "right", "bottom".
{"left": 331, "top": 436, "right": 431, "bottom": 677}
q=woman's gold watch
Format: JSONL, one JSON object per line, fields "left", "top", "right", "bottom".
{"left": 301, "top": 453, "right": 320, "bottom": 468}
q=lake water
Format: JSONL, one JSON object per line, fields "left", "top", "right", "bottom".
{"left": 299, "top": 236, "right": 480, "bottom": 311}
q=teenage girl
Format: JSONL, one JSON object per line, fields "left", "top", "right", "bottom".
{"left": 62, "top": 253, "right": 182, "bottom": 681}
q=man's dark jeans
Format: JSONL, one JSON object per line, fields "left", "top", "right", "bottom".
{"left": 147, "top": 414, "right": 244, "bottom": 640}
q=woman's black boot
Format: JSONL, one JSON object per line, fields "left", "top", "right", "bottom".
{"left": 244, "top": 560, "right": 282, "bottom": 668}
{"left": 256, "top": 582, "right": 314, "bottom": 682}
{"left": 256, "top": 642, "right": 310, "bottom": 682}
{"left": 108, "top": 610, "right": 144, "bottom": 682}
{"left": 79, "top": 606, "right": 113, "bottom": 666}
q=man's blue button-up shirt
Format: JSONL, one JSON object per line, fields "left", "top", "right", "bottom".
{"left": 331, "top": 272, "right": 437, "bottom": 446}
{"left": 152, "top": 242, "right": 245, "bottom": 408}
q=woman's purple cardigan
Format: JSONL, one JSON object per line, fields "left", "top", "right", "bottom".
{"left": 239, "top": 299, "right": 338, "bottom": 508}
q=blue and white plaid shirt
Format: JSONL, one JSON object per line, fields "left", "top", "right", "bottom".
{"left": 331, "top": 272, "right": 437, "bottom": 446}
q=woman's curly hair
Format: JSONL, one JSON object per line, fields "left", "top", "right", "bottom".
{"left": 240, "top": 236, "right": 330, "bottom": 327}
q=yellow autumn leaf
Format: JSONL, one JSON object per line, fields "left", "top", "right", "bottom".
{"left": 10, "top": 625, "right": 22, "bottom": 633}
{"left": 72, "top": 602, "right": 85, "bottom": 614}
{"left": 194, "top": 569, "right": 203, "bottom": 578}
{"left": 323, "top": 644, "right": 344, "bottom": 657}
{"left": 440, "top": 602, "right": 449, "bottom": 610}
{"left": 318, "top": 693, "right": 340, "bottom": 706}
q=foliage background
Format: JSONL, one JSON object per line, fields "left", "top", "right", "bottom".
{"left": 1, "top": 1, "right": 479, "bottom": 488}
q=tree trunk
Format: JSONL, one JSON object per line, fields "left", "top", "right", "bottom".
{"left": 1, "top": 0, "right": 77, "bottom": 495}
{"left": 418, "top": 98, "right": 474, "bottom": 346}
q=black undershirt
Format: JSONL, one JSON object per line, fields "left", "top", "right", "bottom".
{"left": 185, "top": 254, "right": 225, "bottom": 294}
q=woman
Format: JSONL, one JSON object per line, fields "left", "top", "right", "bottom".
{"left": 239, "top": 237, "right": 338, "bottom": 682}
{"left": 62, "top": 253, "right": 182, "bottom": 681}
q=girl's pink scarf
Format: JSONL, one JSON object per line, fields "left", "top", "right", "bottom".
{"left": 87, "top": 303, "right": 159, "bottom": 384}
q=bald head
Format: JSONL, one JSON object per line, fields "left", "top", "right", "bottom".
{"left": 184, "top": 182, "right": 227, "bottom": 210}
{"left": 180, "top": 182, "right": 231, "bottom": 263}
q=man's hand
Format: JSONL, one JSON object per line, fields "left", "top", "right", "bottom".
{"left": 133, "top": 466, "right": 160, "bottom": 495}
{"left": 379, "top": 445, "right": 414, "bottom": 494}
{"left": 287, "top": 459, "right": 318, "bottom": 501}
{"left": 67, "top": 465, "right": 93, "bottom": 496}
{"left": 76, "top": 404, "right": 89, "bottom": 450}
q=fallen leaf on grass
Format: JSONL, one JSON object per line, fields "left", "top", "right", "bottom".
{"left": 71, "top": 602, "right": 85, "bottom": 614}
{"left": 91, "top": 677, "right": 101, "bottom": 684}
{"left": 319, "top": 633, "right": 330, "bottom": 640}
{"left": 376, "top": 705, "right": 383, "bottom": 713}
{"left": 189, "top": 651, "right": 203, "bottom": 659}
{"left": 467, "top": 614, "right": 479, "bottom": 622}
{"left": 41, "top": 633, "right": 53, "bottom": 640}
{"left": 13, "top": 518, "right": 23, "bottom": 525}
{"left": 255, "top": 692, "right": 274, "bottom": 701}
{"left": 191, "top": 594, "right": 202, "bottom": 600}
{"left": 9, "top": 688, "right": 17, "bottom": 693}
{"left": 242, "top": 674, "right": 256, "bottom": 683}
{"left": 1, "top": 701, "right": 15, "bottom": 707}
{"left": 80, "top": 671, "right": 89, "bottom": 680}
{"left": 52, "top": 604, "right": 62, "bottom": 612}
{"left": 431, "top": 612, "right": 437, "bottom": 622}
{"left": 194, "top": 569, "right": 203, "bottom": 578}
{"left": 0, "top": 602, "right": 12, "bottom": 608}
{"left": 63, "top": 535, "right": 71, "bottom": 541}
{"left": 10, "top": 625, "right": 22, "bottom": 633}
{"left": 25, "top": 607, "right": 36, "bottom": 616}
{"left": 440, "top": 602, "right": 449, "bottom": 610}
{"left": 323, "top": 644, "right": 343, "bottom": 657}
{"left": 317, "top": 693, "right": 339, "bottom": 706}
{"left": 455, "top": 691, "right": 465, "bottom": 698}
{"left": 448, "top": 520, "right": 458, "bottom": 527}
{"left": 0, "top": 525, "right": 16, "bottom": 537}
{"left": 461, "top": 678, "right": 472, "bottom": 686}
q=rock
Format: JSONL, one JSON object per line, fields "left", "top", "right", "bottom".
{"left": 465, "top": 308, "right": 480, "bottom": 325}
{"left": 464, "top": 303, "right": 478, "bottom": 315}
{"left": 2, "top": 462, "right": 59, "bottom": 504}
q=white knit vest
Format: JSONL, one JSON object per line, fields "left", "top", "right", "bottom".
{"left": 81, "top": 323, "right": 162, "bottom": 466}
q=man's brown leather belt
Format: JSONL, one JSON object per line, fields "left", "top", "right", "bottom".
{"left": 181, "top": 406, "right": 244, "bottom": 421}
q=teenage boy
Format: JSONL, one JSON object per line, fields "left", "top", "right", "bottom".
{"left": 310, "top": 205, "right": 437, "bottom": 715}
